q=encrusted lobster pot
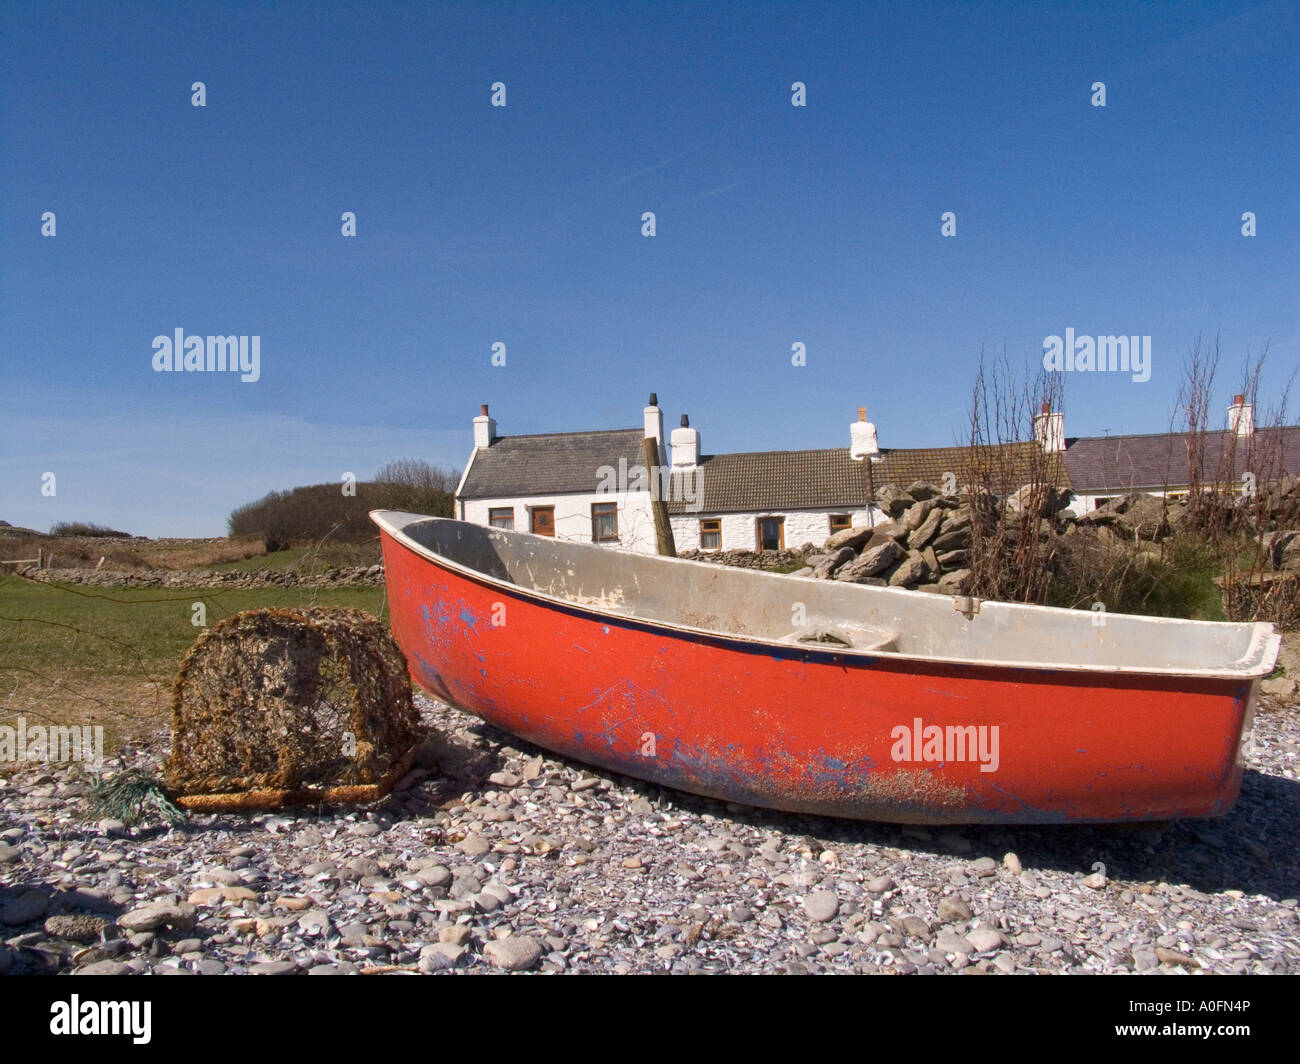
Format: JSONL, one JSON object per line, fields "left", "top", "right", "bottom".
{"left": 165, "top": 607, "right": 421, "bottom": 810}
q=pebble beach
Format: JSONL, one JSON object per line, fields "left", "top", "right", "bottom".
{"left": 2, "top": 692, "right": 1297, "bottom": 976}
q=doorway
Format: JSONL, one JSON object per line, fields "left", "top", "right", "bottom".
{"left": 531, "top": 506, "right": 556, "bottom": 537}
{"left": 758, "top": 516, "right": 784, "bottom": 550}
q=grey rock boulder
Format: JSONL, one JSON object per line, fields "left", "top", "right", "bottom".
{"left": 835, "top": 537, "right": 902, "bottom": 581}
{"left": 887, "top": 551, "right": 930, "bottom": 588}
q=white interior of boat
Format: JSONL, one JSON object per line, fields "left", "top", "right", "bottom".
{"left": 373, "top": 512, "right": 1280, "bottom": 679}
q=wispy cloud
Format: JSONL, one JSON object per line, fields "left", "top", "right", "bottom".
{"left": 688, "top": 179, "right": 751, "bottom": 202}
{"left": 612, "top": 146, "right": 699, "bottom": 186}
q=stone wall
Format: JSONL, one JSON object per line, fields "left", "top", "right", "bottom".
{"left": 18, "top": 564, "right": 385, "bottom": 589}
{"left": 791, "top": 481, "right": 979, "bottom": 594}
{"left": 676, "top": 549, "right": 804, "bottom": 571}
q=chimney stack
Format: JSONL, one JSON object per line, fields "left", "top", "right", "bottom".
{"left": 850, "top": 407, "right": 879, "bottom": 460}
{"left": 473, "top": 403, "right": 497, "bottom": 449}
{"left": 643, "top": 393, "right": 665, "bottom": 465}
{"left": 1034, "top": 402, "right": 1065, "bottom": 453}
{"left": 671, "top": 413, "right": 700, "bottom": 468}
{"left": 1228, "top": 394, "right": 1254, "bottom": 437}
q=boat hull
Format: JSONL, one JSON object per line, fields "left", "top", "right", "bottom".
{"left": 377, "top": 520, "right": 1260, "bottom": 824}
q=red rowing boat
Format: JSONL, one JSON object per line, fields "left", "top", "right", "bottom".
{"left": 372, "top": 511, "right": 1279, "bottom": 824}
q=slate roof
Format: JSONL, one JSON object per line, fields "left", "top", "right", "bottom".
{"left": 458, "top": 428, "right": 647, "bottom": 499}
{"left": 875, "top": 442, "right": 1070, "bottom": 496}
{"left": 664, "top": 442, "right": 1070, "bottom": 515}
{"left": 665, "top": 448, "right": 862, "bottom": 514}
{"left": 459, "top": 419, "right": 1300, "bottom": 512}
{"left": 459, "top": 426, "right": 1076, "bottom": 513}
{"left": 1063, "top": 426, "right": 1300, "bottom": 494}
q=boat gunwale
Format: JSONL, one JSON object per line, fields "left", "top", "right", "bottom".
{"left": 371, "top": 510, "right": 1281, "bottom": 681}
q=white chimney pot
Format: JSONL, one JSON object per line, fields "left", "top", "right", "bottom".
{"left": 1034, "top": 403, "right": 1065, "bottom": 453}
{"left": 1228, "top": 395, "right": 1254, "bottom": 437}
{"left": 670, "top": 414, "right": 700, "bottom": 468}
{"left": 473, "top": 404, "right": 497, "bottom": 449}
{"left": 850, "top": 407, "right": 879, "bottom": 460}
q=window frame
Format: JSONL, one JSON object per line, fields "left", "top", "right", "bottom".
{"left": 488, "top": 506, "right": 515, "bottom": 530}
{"left": 699, "top": 518, "right": 722, "bottom": 551}
{"left": 591, "top": 501, "right": 619, "bottom": 542}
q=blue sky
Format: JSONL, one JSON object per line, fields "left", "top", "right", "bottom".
{"left": 2, "top": 0, "right": 1296, "bottom": 536}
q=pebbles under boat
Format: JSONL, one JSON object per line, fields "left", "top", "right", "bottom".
{"left": 372, "top": 511, "right": 1279, "bottom": 824}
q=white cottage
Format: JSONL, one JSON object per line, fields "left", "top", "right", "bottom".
{"left": 455, "top": 395, "right": 1298, "bottom": 547}
{"left": 1060, "top": 396, "right": 1300, "bottom": 513}
{"left": 456, "top": 398, "right": 892, "bottom": 554}
{"left": 455, "top": 401, "right": 664, "bottom": 552}
{"left": 662, "top": 409, "right": 885, "bottom": 551}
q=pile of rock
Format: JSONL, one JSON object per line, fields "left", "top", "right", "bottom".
{"left": 791, "top": 482, "right": 979, "bottom": 594}
{"left": 1074, "top": 490, "right": 1300, "bottom": 572}
{"left": 1072, "top": 493, "right": 1177, "bottom": 540}
{"left": 18, "top": 564, "right": 385, "bottom": 589}
{"left": 1258, "top": 474, "right": 1300, "bottom": 527}
{"left": 1076, "top": 475, "right": 1300, "bottom": 541}
{"left": 676, "top": 549, "right": 805, "bottom": 571}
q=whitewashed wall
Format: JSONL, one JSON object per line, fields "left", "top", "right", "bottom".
{"left": 669, "top": 506, "right": 888, "bottom": 552}
{"left": 462, "top": 491, "right": 659, "bottom": 553}
{"left": 1064, "top": 493, "right": 1097, "bottom": 516}
{"left": 466, "top": 496, "right": 897, "bottom": 555}
{"left": 1064, "top": 489, "right": 1169, "bottom": 516}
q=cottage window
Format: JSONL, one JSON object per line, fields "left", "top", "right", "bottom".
{"left": 488, "top": 507, "right": 514, "bottom": 530}
{"left": 592, "top": 502, "right": 618, "bottom": 542}
{"left": 829, "top": 514, "right": 852, "bottom": 533}
{"left": 700, "top": 519, "right": 722, "bottom": 550}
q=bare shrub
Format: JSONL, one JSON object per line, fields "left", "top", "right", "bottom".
{"left": 228, "top": 461, "right": 456, "bottom": 550}
{"left": 1173, "top": 337, "right": 1300, "bottom": 627}
{"left": 372, "top": 458, "right": 458, "bottom": 517}
{"left": 962, "top": 351, "right": 1067, "bottom": 604}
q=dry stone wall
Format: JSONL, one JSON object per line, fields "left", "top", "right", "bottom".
{"left": 18, "top": 564, "right": 385, "bottom": 589}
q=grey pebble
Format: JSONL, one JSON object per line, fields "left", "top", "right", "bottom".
{"left": 2, "top": 889, "right": 49, "bottom": 925}
{"left": 936, "top": 896, "right": 972, "bottom": 923}
{"left": 250, "top": 960, "right": 297, "bottom": 975}
{"left": 75, "top": 960, "right": 130, "bottom": 975}
{"left": 967, "top": 927, "right": 1003, "bottom": 952}
{"left": 804, "top": 890, "right": 839, "bottom": 923}
{"left": 936, "top": 930, "right": 972, "bottom": 954}
{"left": 483, "top": 935, "right": 545, "bottom": 971}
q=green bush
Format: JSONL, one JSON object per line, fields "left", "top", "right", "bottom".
{"left": 49, "top": 521, "right": 131, "bottom": 538}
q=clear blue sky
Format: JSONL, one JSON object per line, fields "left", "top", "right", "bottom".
{"left": 2, "top": 0, "right": 1296, "bottom": 536}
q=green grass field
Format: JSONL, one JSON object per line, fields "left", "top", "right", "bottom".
{"left": 202, "top": 541, "right": 381, "bottom": 573}
{"left": 0, "top": 573, "right": 392, "bottom": 752}
{"left": 202, "top": 546, "right": 315, "bottom": 572}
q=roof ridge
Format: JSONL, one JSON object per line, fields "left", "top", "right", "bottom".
{"left": 489, "top": 427, "right": 642, "bottom": 442}
{"left": 1071, "top": 425, "right": 1300, "bottom": 444}
{"left": 694, "top": 441, "right": 1038, "bottom": 462}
